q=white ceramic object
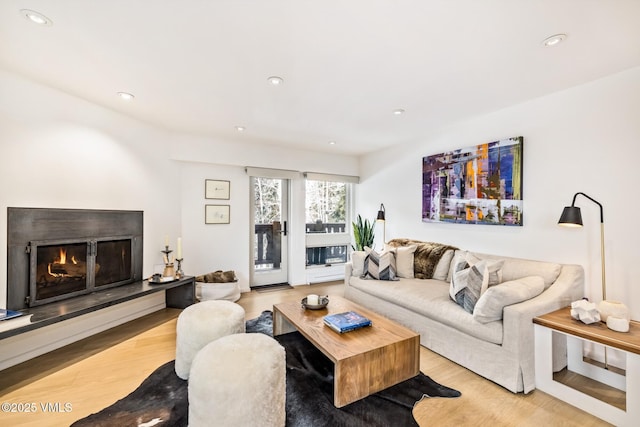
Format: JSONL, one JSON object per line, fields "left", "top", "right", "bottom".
{"left": 598, "top": 300, "right": 630, "bottom": 322}
{"left": 606, "top": 316, "right": 630, "bottom": 333}
{"left": 570, "top": 299, "right": 600, "bottom": 324}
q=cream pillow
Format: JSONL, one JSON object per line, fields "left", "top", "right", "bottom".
{"left": 351, "top": 251, "right": 367, "bottom": 276}
{"left": 433, "top": 249, "right": 454, "bottom": 281}
{"left": 384, "top": 244, "right": 418, "bottom": 278}
{"left": 473, "top": 276, "right": 545, "bottom": 323}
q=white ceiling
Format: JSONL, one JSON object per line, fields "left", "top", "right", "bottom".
{"left": 1, "top": 1, "right": 639, "bottom": 155}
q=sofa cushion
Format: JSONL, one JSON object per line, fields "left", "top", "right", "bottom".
{"left": 384, "top": 244, "right": 418, "bottom": 278}
{"left": 363, "top": 247, "right": 398, "bottom": 281}
{"left": 349, "top": 276, "right": 503, "bottom": 344}
{"left": 473, "top": 276, "right": 545, "bottom": 323}
{"left": 351, "top": 251, "right": 367, "bottom": 276}
{"left": 450, "top": 256, "right": 504, "bottom": 314}
{"left": 433, "top": 249, "right": 454, "bottom": 281}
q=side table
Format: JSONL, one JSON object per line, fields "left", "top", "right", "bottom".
{"left": 533, "top": 307, "right": 640, "bottom": 426}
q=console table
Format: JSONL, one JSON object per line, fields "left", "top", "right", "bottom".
{"left": 0, "top": 276, "right": 195, "bottom": 340}
{"left": 533, "top": 307, "right": 639, "bottom": 427}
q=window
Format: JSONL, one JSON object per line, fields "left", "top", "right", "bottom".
{"left": 304, "top": 179, "right": 351, "bottom": 266}
{"left": 305, "top": 180, "right": 347, "bottom": 234}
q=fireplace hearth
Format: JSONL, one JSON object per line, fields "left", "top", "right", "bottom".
{"left": 7, "top": 208, "right": 143, "bottom": 310}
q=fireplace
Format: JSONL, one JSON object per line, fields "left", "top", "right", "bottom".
{"left": 7, "top": 208, "right": 143, "bottom": 310}
{"left": 29, "top": 237, "right": 134, "bottom": 307}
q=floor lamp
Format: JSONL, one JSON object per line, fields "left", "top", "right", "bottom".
{"left": 558, "top": 192, "right": 609, "bottom": 367}
{"left": 558, "top": 192, "right": 606, "bottom": 300}
{"left": 376, "top": 204, "right": 386, "bottom": 245}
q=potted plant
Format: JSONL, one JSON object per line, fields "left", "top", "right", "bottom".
{"left": 352, "top": 214, "right": 375, "bottom": 251}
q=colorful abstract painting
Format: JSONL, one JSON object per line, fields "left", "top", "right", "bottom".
{"left": 422, "top": 136, "right": 523, "bottom": 226}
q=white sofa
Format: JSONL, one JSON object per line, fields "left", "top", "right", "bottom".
{"left": 344, "top": 241, "right": 584, "bottom": 393}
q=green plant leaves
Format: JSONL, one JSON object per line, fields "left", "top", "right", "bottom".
{"left": 352, "top": 214, "right": 375, "bottom": 251}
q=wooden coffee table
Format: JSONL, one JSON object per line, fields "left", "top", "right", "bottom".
{"left": 273, "top": 295, "right": 420, "bottom": 407}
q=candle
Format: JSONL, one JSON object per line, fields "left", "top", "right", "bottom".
{"left": 307, "top": 294, "right": 319, "bottom": 305}
{"left": 164, "top": 235, "right": 169, "bottom": 247}
{"left": 177, "top": 237, "right": 182, "bottom": 259}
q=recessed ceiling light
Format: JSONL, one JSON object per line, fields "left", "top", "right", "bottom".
{"left": 117, "top": 92, "right": 135, "bottom": 101}
{"left": 267, "top": 76, "right": 284, "bottom": 86}
{"left": 542, "top": 34, "right": 567, "bottom": 47}
{"left": 328, "top": 141, "right": 336, "bottom": 145}
{"left": 393, "top": 109, "right": 405, "bottom": 115}
{"left": 235, "top": 126, "right": 246, "bottom": 132}
{"left": 20, "top": 9, "right": 52, "bottom": 26}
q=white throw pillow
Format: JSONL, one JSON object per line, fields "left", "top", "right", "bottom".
{"left": 384, "top": 244, "right": 418, "bottom": 278}
{"left": 351, "top": 251, "right": 367, "bottom": 276}
{"left": 433, "top": 249, "right": 454, "bottom": 281}
{"left": 473, "top": 276, "right": 545, "bottom": 323}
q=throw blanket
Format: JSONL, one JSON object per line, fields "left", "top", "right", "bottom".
{"left": 387, "top": 239, "right": 457, "bottom": 279}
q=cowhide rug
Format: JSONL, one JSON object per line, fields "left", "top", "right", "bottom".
{"left": 72, "top": 310, "right": 460, "bottom": 427}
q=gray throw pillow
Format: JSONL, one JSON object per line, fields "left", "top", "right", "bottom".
{"left": 450, "top": 258, "right": 504, "bottom": 314}
{"left": 363, "top": 247, "right": 398, "bottom": 281}
{"left": 473, "top": 276, "right": 545, "bottom": 323}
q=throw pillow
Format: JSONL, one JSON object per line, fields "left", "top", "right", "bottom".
{"left": 473, "top": 276, "right": 545, "bottom": 323}
{"left": 351, "top": 251, "right": 367, "bottom": 276}
{"left": 433, "top": 249, "right": 455, "bottom": 281}
{"left": 450, "top": 257, "right": 504, "bottom": 314}
{"left": 363, "top": 247, "right": 398, "bottom": 281}
{"left": 384, "top": 244, "right": 418, "bottom": 278}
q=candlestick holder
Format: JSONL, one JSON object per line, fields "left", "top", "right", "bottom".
{"left": 161, "top": 245, "right": 173, "bottom": 263}
{"left": 163, "top": 263, "right": 175, "bottom": 278}
{"left": 176, "top": 258, "right": 184, "bottom": 279}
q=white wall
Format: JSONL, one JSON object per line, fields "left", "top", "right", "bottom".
{"left": 357, "top": 66, "right": 640, "bottom": 320}
{"left": 176, "top": 159, "right": 359, "bottom": 291}
{"left": 0, "top": 68, "right": 359, "bottom": 308}
{"left": 0, "top": 69, "right": 182, "bottom": 307}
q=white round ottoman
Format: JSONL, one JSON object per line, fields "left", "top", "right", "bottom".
{"left": 188, "top": 333, "right": 286, "bottom": 427}
{"left": 196, "top": 281, "right": 241, "bottom": 302}
{"left": 174, "top": 300, "right": 245, "bottom": 380}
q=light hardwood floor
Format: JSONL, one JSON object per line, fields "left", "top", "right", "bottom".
{"left": 0, "top": 282, "right": 611, "bottom": 426}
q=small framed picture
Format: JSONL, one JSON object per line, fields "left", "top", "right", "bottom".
{"left": 205, "top": 205, "right": 230, "bottom": 224}
{"left": 205, "top": 179, "right": 230, "bottom": 200}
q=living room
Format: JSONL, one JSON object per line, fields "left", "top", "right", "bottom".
{"left": 1, "top": 1, "right": 639, "bottom": 425}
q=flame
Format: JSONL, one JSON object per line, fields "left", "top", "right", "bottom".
{"left": 47, "top": 247, "right": 77, "bottom": 277}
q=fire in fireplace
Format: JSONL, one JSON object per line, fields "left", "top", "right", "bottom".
{"left": 7, "top": 208, "right": 143, "bottom": 311}
{"left": 30, "top": 238, "right": 134, "bottom": 306}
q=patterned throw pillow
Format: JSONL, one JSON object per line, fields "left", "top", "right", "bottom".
{"left": 363, "top": 247, "right": 398, "bottom": 281}
{"left": 450, "top": 257, "right": 504, "bottom": 314}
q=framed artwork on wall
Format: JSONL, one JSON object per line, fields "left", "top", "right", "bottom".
{"left": 205, "top": 179, "right": 230, "bottom": 200}
{"left": 422, "top": 136, "right": 523, "bottom": 226}
{"left": 205, "top": 205, "right": 230, "bottom": 224}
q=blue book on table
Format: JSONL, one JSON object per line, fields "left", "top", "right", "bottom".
{"left": 0, "top": 309, "right": 23, "bottom": 321}
{"left": 323, "top": 311, "right": 372, "bottom": 333}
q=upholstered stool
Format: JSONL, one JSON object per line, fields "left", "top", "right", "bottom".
{"left": 188, "top": 333, "right": 286, "bottom": 427}
{"left": 196, "top": 281, "right": 241, "bottom": 302}
{"left": 174, "top": 300, "right": 245, "bottom": 380}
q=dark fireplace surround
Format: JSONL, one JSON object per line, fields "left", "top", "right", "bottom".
{"left": 7, "top": 208, "right": 143, "bottom": 311}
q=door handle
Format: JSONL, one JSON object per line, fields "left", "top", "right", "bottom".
{"left": 281, "top": 220, "right": 287, "bottom": 236}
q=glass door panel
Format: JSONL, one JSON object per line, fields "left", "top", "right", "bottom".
{"left": 251, "top": 177, "right": 289, "bottom": 286}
